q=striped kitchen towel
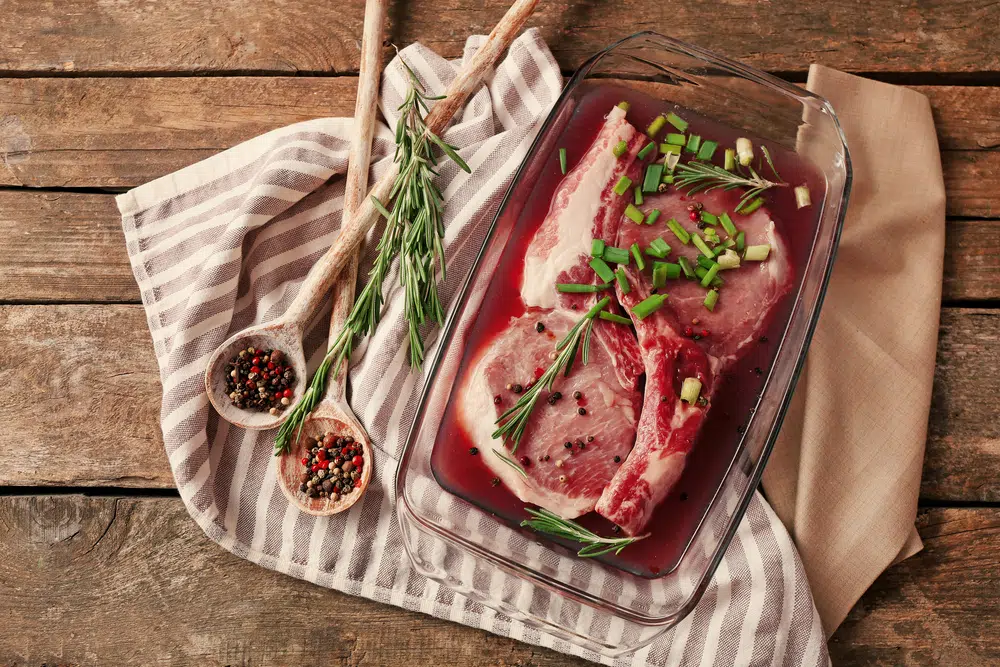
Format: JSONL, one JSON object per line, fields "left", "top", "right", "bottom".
{"left": 117, "top": 29, "right": 829, "bottom": 666}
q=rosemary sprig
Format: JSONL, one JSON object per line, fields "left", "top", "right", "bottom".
{"left": 521, "top": 508, "right": 649, "bottom": 557}
{"left": 492, "top": 297, "right": 610, "bottom": 452}
{"left": 273, "top": 61, "right": 469, "bottom": 456}
{"left": 673, "top": 160, "right": 786, "bottom": 212}
{"left": 492, "top": 448, "right": 528, "bottom": 479}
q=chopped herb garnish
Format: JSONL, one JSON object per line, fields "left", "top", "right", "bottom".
{"left": 736, "top": 137, "right": 753, "bottom": 166}
{"left": 692, "top": 233, "right": 714, "bottom": 259}
{"left": 795, "top": 185, "right": 812, "bottom": 208}
{"left": 642, "top": 164, "right": 664, "bottom": 193}
{"left": 724, "top": 148, "right": 736, "bottom": 171}
{"left": 646, "top": 115, "right": 667, "bottom": 138}
{"left": 557, "top": 282, "right": 611, "bottom": 293}
{"left": 697, "top": 140, "right": 718, "bottom": 161}
{"left": 613, "top": 174, "right": 632, "bottom": 196}
{"left": 599, "top": 310, "right": 633, "bottom": 325}
{"left": 680, "top": 377, "right": 702, "bottom": 404}
{"left": 666, "top": 218, "right": 691, "bottom": 245}
{"left": 662, "top": 262, "right": 682, "bottom": 280}
{"left": 613, "top": 140, "right": 628, "bottom": 158}
{"left": 696, "top": 255, "right": 717, "bottom": 271}
{"left": 661, "top": 173, "right": 675, "bottom": 185}
{"left": 737, "top": 197, "right": 764, "bottom": 214}
{"left": 717, "top": 249, "right": 741, "bottom": 269}
{"left": 624, "top": 204, "right": 645, "bottom": 224}
{"left": 559, "top": 147, "right": 568, "bottom": 175}
{"left": 637, "top": 142, "right": 656, "bottom": 160}
{"left": 647, "top": 237, "right": 672, "bottom": 258}
{"left": 719, "top": 212, "right": 737, "bottom": 237}
{"left": 616, "top": 101, "right": 631, "bottom": 112}
{"left": 704, "top": 227, "right": 721, "bottom": 245}
{"left": 660, "top": 143, "right": 682, "bottom": 155}
{"left": 632, "top": 293, "right": 668, "bottom": 319}
{"left": 665, "top": 132, "right": 686, "bottom": 145}
{"left": 744, "top": 244, "right": 771, "bottom": 261}
{"left": 652, "top": 262, "right": 667, "bottom": 289}
{"left": 664, "top": 152, "right": 681, "bottom": 171}
{"left": 521, "top": 507, "right": 649, "bottom": 557}
{"left": 704, "top": 289, "right": 719, "bottom": 311}
{"left": 646, "top": 209, "right": 662, "bottom": 226}
{"left": 685, "top": 134, "right": 702, "bottom": 154}
{"left": 665, "top": 112, "right": 688, "bottom": 132}
{"left": 615, "top": 267, "right": 630, "bottom": 294}
{"left": 699, "top": 211, "right": 718, "bottom": 225}
{"left": 736, "top": 231, "right": 746, "bottom": 252}
{"left": 589, "top": 257, "right": 616, "bottom": 283}
{"left": 674, "top": 161, "right": 785, "bottom": 212}
{"left": 678, "top": 256, "right": 697, "bottom": 279}
{"left": 630, "top": 243, "right": 646, "bottom": 270}
{"left": 700, "top": 263, "right": 721, "bottom": 288}
{"left": 591, "top": 239, "right": 606, "bottom": 257}
{"left": 602, "top": 246, "right": 630, "bottom": 265}
{"left": 634, "top": 186, "right": 643, "bottom": 206}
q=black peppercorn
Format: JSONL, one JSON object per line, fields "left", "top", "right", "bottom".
{"left": 573, "top": 391, "right": 582, "bottom": 400}
{"left": 511, "top": 383, "right": 523, "bottom": 394}
{"left": 469, "top": 447, "right": 478, "bottom": 456}
{"left": 613, "top": 455, "right": 621, "bottom": 463}
{"left": 578, "top": 407, "right": 586, "bottom": 415}
{"left": 564, "top": 441, "right": 573, "bottom": 449}
{"left": 535, "top": 322, "right": 545, "bottom": 333}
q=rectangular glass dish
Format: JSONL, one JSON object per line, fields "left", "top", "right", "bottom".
{"left": 395, "top": 31, "right": 850, "bottom": 657}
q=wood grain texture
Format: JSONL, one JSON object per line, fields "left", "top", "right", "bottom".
{"left": 0, "top": 494, "right": 995, "bottom": 666}
{"left": 0, "top": 305, "right": 996, "bottom": 500}
{"left": 2, "top": 1, "right": 1000, "bottom": 76}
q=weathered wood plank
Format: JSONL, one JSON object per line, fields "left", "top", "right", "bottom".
{"left": 1, "top": 1, "right": 1000, "bottom": 76}
{"left": 1, "top": 192, "right": 993, "bottom": 304}
{"left": 0, "top": 495, "right": 995, "bottom": 665}
{"left": 0, "top": 305, "right": 995, "bottom": 501}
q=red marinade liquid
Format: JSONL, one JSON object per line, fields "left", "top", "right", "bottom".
{"left": 431, "top": 83, "right": 827, "bottom": 578}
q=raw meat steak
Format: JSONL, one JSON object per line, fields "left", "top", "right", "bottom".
{"left": 458, "top": 311, "right": 641, "bottom": 518}
{"left": 596, "top": 189, "right": 793, "bottom": 534}
{"left": 521, "top": 103, "right": 646, "bottom": 392}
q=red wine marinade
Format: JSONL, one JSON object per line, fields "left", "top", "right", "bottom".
{"left": 431, "top": 83, "right": 827, "bottom": 578}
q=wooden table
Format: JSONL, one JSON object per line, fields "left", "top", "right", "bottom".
{"left": 1, "top": 2, "right": 997, "bottom": 664}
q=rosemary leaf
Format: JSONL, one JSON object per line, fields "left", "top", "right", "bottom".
{"left": 521, "top": 508, "right": 649, "bottom": 557}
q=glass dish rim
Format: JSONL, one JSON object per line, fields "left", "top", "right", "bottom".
{"left": 395, "top": 29, "right": 852, "bottom": 627}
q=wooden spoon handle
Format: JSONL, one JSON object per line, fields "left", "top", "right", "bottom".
{"left": 280, "top": 0, "right": 540, "bottom": 330}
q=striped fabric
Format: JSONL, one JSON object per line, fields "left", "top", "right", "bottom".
{"left": 117, "top": 30, "right": 829, "bottom": 666}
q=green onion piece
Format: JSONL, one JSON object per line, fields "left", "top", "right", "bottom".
{"left": 699, "top": 263, "right": 721, "bottom": 288}
{"left": 615, "top": 267, "right": 630, "bottom": 294}
{"left": 685, "top": 134, "right": 702, "bottom": 154}
{"left": 599, "top": 311, "right": 632, "bottom": 325}
{"left": 696, "top": 140, "right": 718, "bottom": 161}
{"left": 634, "top": 186, "right": 643, "bottom": 206}
{"left": 653, "top": 262, "right": 679, "bottom": 288}
{"left": 589, "top": 258, "right": 616, "bottom": 282}
{"left": 695, "top": 266, "right": 724, "bottom": 287}
{"left": 795, "top": 185, "right": 812, "bottom": 208}
{"left": 704, "top": 289, "right": 719, "bottom": 312}
{"left": 591, "top": 239, "right": 606, "bottom": 257}
{"left": 637, "top": 142, "right": 656, "bottom": 160}
{"left": 647, "top": 237, "right": 671, "bottom": 258}
{"left": 699, "top": 211, "right": 718, "bottom": 225}
{"left": 624, "top": 204, "right": 645, "bottom": 224}
{"left": 642, "top": 164, "right": 664, "bottom": 193}
{"left": 736, "top": 137, "right": 753, "bottom": 166}
{"left": 616, "top": 101, "right": 631, "bottom": 112}
{"left": 602, "top": 246, "right": 630, "bottom": 265}
{"left": 736, "top": 231, "right": 746, "bottom": 252}
{"left": 678, "top": 256, "right": 696, "bottom": 279}
{"left": 666, "top": 218, "right": 691, "bottom": 245}
{"left": 666, "top": 112, "right": 688, "bottom": 132}
{"left": 632, "top": 293, "right": 668, "bottom": 319}
{"left": 557, "top": 282, "right": 606, "bottom": 293}
{"left": 661, "top": 173, "right": 675, "bottom": 184}
{"left": 613, "top": 174, "right": 632, "bottom": 196}
{"left": 692, "top": 233, "right": 714, "bottom": 258}
{"left": 660, "top": 143, "right": 682, "bottom": 156}
{"left": 744, "top": 244, "right": 771, "bottom": 261}
{"left": 717, "top": 249, "right": 741, "bottom": 269}
{"left": 721, "top": 238, "right": 736, "bottom": 249}
{"left": 724, "top": 148, "right": 736, "bottom": 171}
{"left": 664, "top": 151, "right": 681, "bottom": 172}
{"left": 663, "top": 262, "right": 682, "bottom": 279}
{"left": 737, "top": 197, "right": 764, "bottom": 214}
{"left": 719, "top": 212, "right": 737, "bottom": 236}
{"left": 680, "top": 377, "right": 702, "bottom": 404}
{"left": 630, "top": 243, "right": 646, "bottom": 271}
{"left": 696, "top": 255, "right": 717, "bottom": 270}
{"left": 559, "top": 148, "right": 568, "bottom": 175}
{"left": 613, "top": 140, "right": 628, "bottom": 158}
{"left": 646, "top": 209, "right": 662, "bottom": 226}
{"left": 646, "top": 115, "right": 667, "bottom": 138}
{"left": 704, "top": 227, "right": 720, "bottom": 245}
{"left": 665, "top": 132, "right": 686, "bottom": 145}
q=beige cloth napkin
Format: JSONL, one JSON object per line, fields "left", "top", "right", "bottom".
{"left": 763, "top": 65, "right": 946, "bottom": 636}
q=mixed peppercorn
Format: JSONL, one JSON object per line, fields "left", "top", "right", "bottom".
{"left": 299, "top": 431, "right": 365, "bottom": 500}
{"left": 225, "top": 346, "right": 296, "bottom": 413}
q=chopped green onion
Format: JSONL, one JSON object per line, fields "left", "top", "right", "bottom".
{"left": 632, "top": 293, "right": 668, "bottom": 319}
{"left": 613, "top": 175, "right": 632, "bottom": 196}
{"left": 599, "top": 311, "right": 632, "bottom": 325}
{"left": 616, "top": 101, "right": 631, "bottom": 112}
{"left": 661, "top": 173, "right": 675, "bottom": 184}
{"left": 653, "top": 262, "right": 680, "bottom": 287}
{"left": 795, "top": 185, "right": 812, "bottom": 208}
{"left": 634, "top": 186, "right": 643, "bottom": 206}
{"left": 557, "top": 282, "right": 609, "bottom": 293}
{"left": 613, "top": 140, "right": 628, "bottom": 158}
{"left": 665, "top": 132, "right": 686, "bottom": 145}
{"left": 637, "top": 142, "right": 656, "bottom": 160}
{"left": 615, "top": 267, "right": 631, "bottom": 294}
{"left": 647, "top": 237, "right": 672, "bottom": 258}
{"left": 642, "top": 164, "right": 664, "bottom": 193}
{"left": 696, "top": 140, "right": 718, "bottom": 161}
{"left": 736, "top": 137, "right": 753, "bottom": 166}
{"left": 660, "top": 143, "right": 682, "bottom": 155}
{"left": 724, "top": 148, "right": 736, "bottom": 171}
{"left": 680, "top": 377, "right": 702, "bottom": 404}
{"left": 692, "top": 233, "right": 714, "bottom": 258}
{"left": 699, "top": 263, "right": 721, "bottom": 288}
{"left": 590, "top": 258, "right": 616, "bottom": 282}
{"left": 704, "top": 227, "right": 720, "bottom": 244}
{"left": 666, "top": 218, "right": 691, "bottom": 245}
{"left": 559, "top": 148, "right": 568, "bottom": 175}
{"left": 646, "top": 115, "right": 667, "bottom": 138}
{"left": 663, "top": 262, "right": 682, "bottom": 279}
{"left": 699, "top": 211, "right": 718, "bottom": 225}
{"left": 737, "top": 197, "right": 764, "bottom": 214}
{"left": 685, "top": 134, "right": 702, "bottom": 154}
{"left": 696, "top": 255, "right": 717, "bottom": 270}
{"left": 678, "top": 256, "right": 696, "bottom": 279}
{"left": 717, "top": 249, "right": 741, "bottom": 269}
{"left": 703, "top": 289, "right": 719, "bottom": 312}
{"left": 666, "top": 112, "right": 688, "bottom": 132}
{"left": 630, "top": 243, "right": 646, "bottom": 270}
{"left": 695, "top": 266, "right": 724, "bottom": 287}
{"left": 624, "top": 204, "right": 645, "bottom": 224}
{"left": 719, "top": 212, "right": 737, "bottom": 237}
{"left": 591, "top": 239, "right": 606, "bottom": 257}
{"left": 721, "top": 238, "right": 736, "bottom": 249}
{"left": 645, "top": 209, "right": 662, "bottom": 226}
{"left": 744, "top": 244, "right": 771, "bottom": 261}
{"left": 602, "top": 246, "right": 630, "bottom": 265}
{"left": 664, "top": 152, "right": 681, "bottom": 171}
{"left": 736, "top": 231, "right": 746, "bottom": 252}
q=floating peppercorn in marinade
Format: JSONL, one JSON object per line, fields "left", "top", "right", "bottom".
{"left": 430, "top": 84, "right": 826, "bottom": 576}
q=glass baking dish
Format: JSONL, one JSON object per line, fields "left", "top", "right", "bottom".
{"left": 395, "top": 31, "right": 850, "bottom": 656}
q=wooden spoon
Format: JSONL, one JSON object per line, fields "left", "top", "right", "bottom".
{"left": 276, "top": 0, "right": 386, "bottom": 514}
{"left": 204, "top": 0, "right": 541, "bottom": 430}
